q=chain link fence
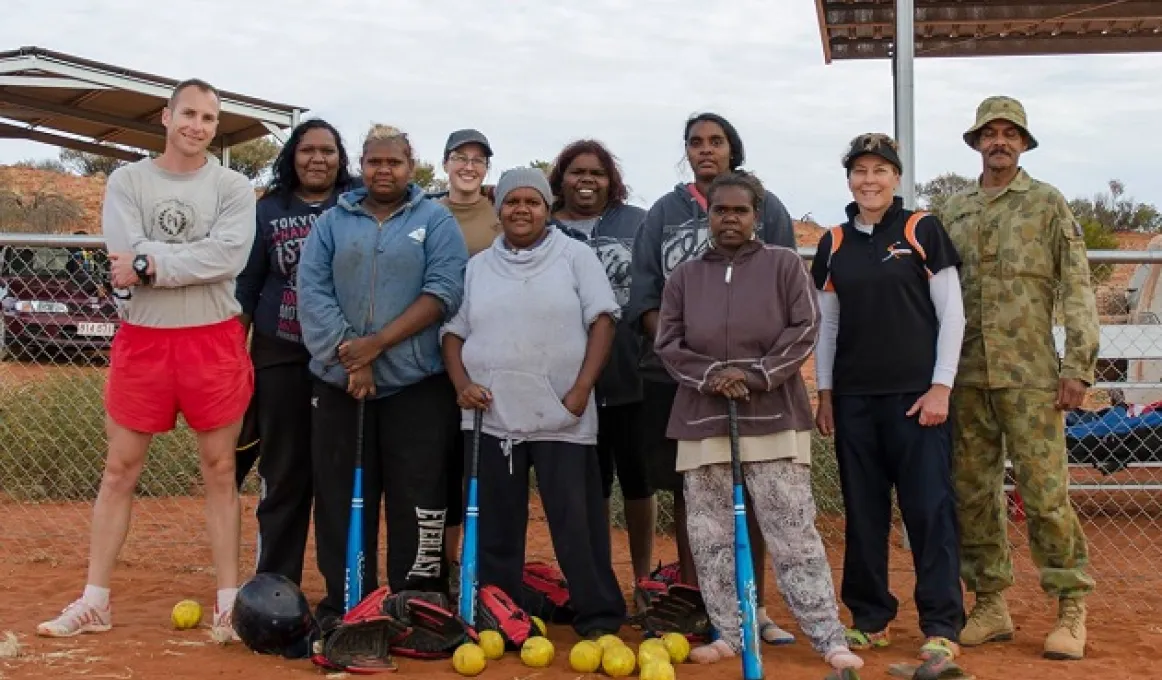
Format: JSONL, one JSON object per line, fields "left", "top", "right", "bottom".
{"left": 3, "top": 233, "right": 1162, "bottom": 613}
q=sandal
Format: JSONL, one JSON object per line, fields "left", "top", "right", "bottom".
{"left": 919, "top": 636, "right": 961, "bottom": 661}
{"left": 845, "top": 626, "right": 890, "bottom": 650}
{"left": 759, "top": 620, "right": 795, "bottom": 645}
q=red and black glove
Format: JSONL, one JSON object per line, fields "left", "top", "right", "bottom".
{"left": 382, "top": 590, "right": 478, "bottom": 659}
{"left": 521, "top": 561, "right": 576, "bottom": 624}
{"left": 476, "top": 585, "right": 536, "bottom": 649}
{"left": 640, "top": 584, "right": 713, "bottom": 643}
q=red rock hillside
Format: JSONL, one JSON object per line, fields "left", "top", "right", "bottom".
{"left": 0, "top": 166, "right": 107, "bottom": 233}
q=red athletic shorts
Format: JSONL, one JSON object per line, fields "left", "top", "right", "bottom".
{"left": 104, "top": 318, "right": 254, "bottom": 434}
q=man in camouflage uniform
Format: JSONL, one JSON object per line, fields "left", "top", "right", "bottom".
{"left": 942, "top": 96, "right": 1099, "bottom": 661}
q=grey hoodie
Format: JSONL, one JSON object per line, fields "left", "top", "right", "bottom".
{"left": 440, "top": 226, "right": 620, "bottom": 445}
{"left": 627, "top": 182, "right": 796, "bottom": 383}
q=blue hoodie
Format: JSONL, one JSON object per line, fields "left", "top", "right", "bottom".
{"left": 297, "top": 184, "right": 468, "bottom": 398}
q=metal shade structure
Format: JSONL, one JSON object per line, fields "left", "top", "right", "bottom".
{"left": 0, "top": 46, "right": 305, "bottom": 163}
{"left": 816, "top": 1, "right": 1162, "bottom": 62}
{"left": 814, "top": 1, "right": 1162, "bottom": 208}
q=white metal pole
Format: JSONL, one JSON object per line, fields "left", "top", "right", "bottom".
{"left": 895, "top": 0, "right": 916, "bottom": 552}
{"left": 895, "top": 0, "right": 917, "bottom": 210}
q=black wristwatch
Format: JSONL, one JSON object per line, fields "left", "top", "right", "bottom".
{"left": 132, "top": 254, "right": 152, "bottom": 285}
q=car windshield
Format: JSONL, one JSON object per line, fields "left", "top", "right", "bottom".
{"left": 2, "top": 246, "right": 110, "bottom": 280}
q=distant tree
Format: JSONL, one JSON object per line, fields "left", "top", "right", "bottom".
{"left": 1080, "top": 220, "right": 1119, "bottom": 283}
{"left": 12, "top": 158, "right": 68, "bottom": 174}
{"left": 59, "top": 149, "right": 125, "bottom": 177}
{"left": 228, "top": 137, "right": 280, "bottom": 182}
{"left": 412, "top": 160, "right": 448, "bottom": 194}
{"left": 1069, "top": 179, "right": 1162, "bottom": 233}
{"left": 529, "top": 159, "right": 552, "bottom": 175}
{"left": 916, "top": 172, "right": 973, "bottom": 220}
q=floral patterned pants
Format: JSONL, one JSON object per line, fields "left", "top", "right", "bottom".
{"left": 683, "top": 459, "right": 846, "bottom": 655}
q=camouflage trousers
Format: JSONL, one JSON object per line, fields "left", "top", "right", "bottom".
{"left": 951, "top": 387, "right": 1095, "bottom": 598}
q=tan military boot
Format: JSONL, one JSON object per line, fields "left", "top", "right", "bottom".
{"left": 1043, "top": 597, "right": 1086, "bottom": 660}
{"left": 960, "top": 592, "right": 1014, "bottom": 646}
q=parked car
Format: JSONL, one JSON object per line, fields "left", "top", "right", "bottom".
{"left": 0, "top": 244, "right": 120, "bottom": 361}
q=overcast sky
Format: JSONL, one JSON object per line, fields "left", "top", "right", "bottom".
{"left": 2, "top": 0, "right": 1160, "bottom": 225}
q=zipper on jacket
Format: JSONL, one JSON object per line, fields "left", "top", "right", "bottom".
{"left": 364, "top": 201, "right": 411, "bottom": 331}
{"left": 724, "top": 255, "right": 733, "bottom": 366}
{"left": 367, "top": 217, "right": 385, "bottom": 330}
{"left": 592, "top": 210, "right": 607, "bottom": 408}
{"left": 591, "top": 213, "right": 604, "bottom": 239}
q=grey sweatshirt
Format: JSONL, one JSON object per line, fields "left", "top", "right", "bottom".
{"left": 102, "top": 157, "right": 256, "bottom": 328}
{"left": 440, "top": 226, "right": 620, "bottom": 445}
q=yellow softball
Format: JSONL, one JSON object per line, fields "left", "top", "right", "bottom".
{"left": 171, "top": 599, "right": 202, "bottom": 630}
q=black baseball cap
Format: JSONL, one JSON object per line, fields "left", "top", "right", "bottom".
{"left": 444, "top": 129, "right": 493, "bottom": 160}
{"left": 841, "top": 132, "right": 903, "bottom": 175}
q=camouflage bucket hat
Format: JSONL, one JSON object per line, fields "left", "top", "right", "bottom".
{"left": 963, "top": 95, "right": 1039, "bottom": 150}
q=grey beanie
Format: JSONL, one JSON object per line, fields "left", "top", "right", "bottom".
{"left": 493, "top": 167, "right": 553, "bottom": 215}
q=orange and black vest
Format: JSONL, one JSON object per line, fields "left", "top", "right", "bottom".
{"left": 811, "top": 199, "right": 959, "bottom": 396}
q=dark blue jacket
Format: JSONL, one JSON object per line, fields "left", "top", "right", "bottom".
{"left": 236, "top": 189, "right": 345, "bottom": 362}
{"left": 553, "top": 202, "right": 648, "bottom": 407}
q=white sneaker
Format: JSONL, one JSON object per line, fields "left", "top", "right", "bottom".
{"left": 36, "top": 599, "right": 112, "bottom": 638}
{"left": 210, "top": 606, "right": 240, "bottom": 644}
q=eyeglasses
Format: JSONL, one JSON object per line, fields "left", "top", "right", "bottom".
{"left": 448, "top": 154, "right": 488, "bottom": 169}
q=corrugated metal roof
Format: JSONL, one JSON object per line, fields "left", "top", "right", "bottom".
{"left": 815, "top": 1, "right": 1162, "bottom": 62}
{"left": 0, "top": 46, "right": 304, "bottom": 160}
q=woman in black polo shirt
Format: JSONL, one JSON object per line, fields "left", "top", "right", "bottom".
{"left": 811, "top": 134, "right": 967, "bottom": 663}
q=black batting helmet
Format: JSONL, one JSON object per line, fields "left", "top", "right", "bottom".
{"left": 233, "top": 573, "right": 317, "bottom": 658}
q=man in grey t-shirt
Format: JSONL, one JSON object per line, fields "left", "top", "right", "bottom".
{"left": 37, "top": 78, "right": 256, "bottom": 644}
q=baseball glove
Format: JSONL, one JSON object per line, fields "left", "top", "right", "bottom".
{"left": 382, "top": 590, "right": 477, "bottom": 659}
{"left": 475, "top": 584, "right": 535, "bottom": 649}
{"left": 521, "top": 561, "right": 575, "bottom": 624}
{"left": 650, "top": 561, "right": 683, "bottom": 586}
{"left": 311, "top": 616, "right": 408, "bottom": 673}
{"left": 640, "top": 583, "right": 713, "bottom": 642}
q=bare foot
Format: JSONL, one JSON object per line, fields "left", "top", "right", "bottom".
{"left": 825, "top": 645, "right": 864, "bottom": 670}
{"left": 690, "top": 639, "right": 736, "bottom": 664}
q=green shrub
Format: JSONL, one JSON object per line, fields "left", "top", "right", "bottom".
{"left": 1081, "top": 220, "right": 1118, "bottom": 284}
{"left": 0, "top": 370, "right": 200, "bottom": 501}
{"left": 809, "top": 433, "right": 844, "bottom": 516}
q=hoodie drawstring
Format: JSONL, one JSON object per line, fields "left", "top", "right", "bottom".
{"left": 502, "top": 438, "right": 514, "bottom": 475}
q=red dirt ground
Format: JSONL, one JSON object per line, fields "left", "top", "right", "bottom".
{"left": 1, "top": 495, "right": 1159, "bottom": 680}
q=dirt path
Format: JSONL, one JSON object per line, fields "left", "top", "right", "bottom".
{"left": 2, "top": 496, "right": 1158, "bottom": 680}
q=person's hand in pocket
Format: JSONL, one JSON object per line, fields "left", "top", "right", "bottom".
{"left": 562, "top": 385, "right": 589, "bottom": 417}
